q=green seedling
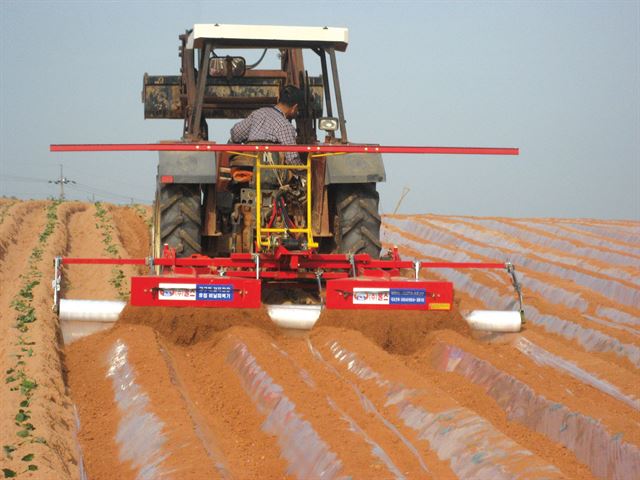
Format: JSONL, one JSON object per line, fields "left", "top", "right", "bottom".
{"left": 3, "top": 445, "right": 16, "bottom": 459}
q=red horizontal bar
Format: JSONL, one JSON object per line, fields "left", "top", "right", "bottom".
{"left": 226, "top": 271, "right": 348, "bottom": 280}
{"left": 61, "top": 258, "right": 147, "bottom": 265}
{"left": 419, "top": 262, "right": 506, "bottom": 269}
{"left": 60, "top": 257, "right": 506, "bottom": 270}
{"left": 50, "top": 143, "right": 519, "bottom": 156}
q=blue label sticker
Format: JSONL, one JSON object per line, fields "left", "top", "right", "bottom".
{"left": 196, "top": 284, "right": 234, "bottom": 301}
{"left": 389, "top": 288, "right": 426, "bottom": 305}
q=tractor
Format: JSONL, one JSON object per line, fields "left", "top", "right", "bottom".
{"left": 51, "top": 24, "right": 523, "bottom": 338}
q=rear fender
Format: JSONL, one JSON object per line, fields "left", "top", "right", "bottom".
{"left": 325, "top": 152, "right": 385, "bottom": 184}
{"left": 158, "top": 151, "right": 217, "bottom": 184}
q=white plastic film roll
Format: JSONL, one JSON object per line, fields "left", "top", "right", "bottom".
{"left": 465, "top": 310, "right": 522, "bottom": 333}
{"left": 59, "top": 299, "right": 126, "bottom": 323}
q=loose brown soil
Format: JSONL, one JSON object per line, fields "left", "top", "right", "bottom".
{"left": 118, "top": 305, "right": 280, "bottom": 345}
{"left": 316, "top": 302, "right": 471, "bottom": 355}
{"left": 2, "top": 200, "right": 638, "bottom": 479}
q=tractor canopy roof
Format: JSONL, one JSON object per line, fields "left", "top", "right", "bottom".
{"left": 187, "top": 24, "right": 349, "bottom": 52}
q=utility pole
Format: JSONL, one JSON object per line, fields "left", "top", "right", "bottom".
{"left": 48, "top": 164, "right": 76, "bottom": 200}
{"left": 393, "top": 186, "right": 411, "bottom": 215}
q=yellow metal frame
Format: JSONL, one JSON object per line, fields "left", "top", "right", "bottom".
{"left": 255, "top": 151, "right": 319, "bottom": 250}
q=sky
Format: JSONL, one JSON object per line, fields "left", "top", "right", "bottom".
{"left": 1, "top": 0, "right": 638, "bottom": 219}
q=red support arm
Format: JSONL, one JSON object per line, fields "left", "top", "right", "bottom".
{"left": 61, "top": 258, "right": 147, "bottom": 265}
{"left": 50, "top": 143, "right": 519, "bottom": 156}
{"left": 419, "top": 262, "right": 506, "bottom": 269}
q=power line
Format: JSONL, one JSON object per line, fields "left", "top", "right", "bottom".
{"left": 67, "top": 183, "right": 149, "bottom": 204}
{"left": 0, "top": 174, "right": 49, "bottom": 184}
{"left": 73, "top": 182, "right": 150, "bottom": 203}
{"left": 56, "top": 163, "right": 154, "bottom": 191}
{"left": 1, "top": 173, "right": 150, "bottom": 204}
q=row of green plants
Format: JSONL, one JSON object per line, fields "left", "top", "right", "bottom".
{"left": 94, "top": 202, "right": 128, "bottom": 300}
{"left": 2, "top": 201, "right": 60, "bottom": 478}
{"left": 0, "top": 201, "right": 16, "bottom": 226}
{"left": 131, "top": 203, "right": 152, "bottom": 229}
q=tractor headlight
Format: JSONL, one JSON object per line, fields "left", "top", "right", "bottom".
{"left": 319, "top": 117, "right": 339, "bottom": 132}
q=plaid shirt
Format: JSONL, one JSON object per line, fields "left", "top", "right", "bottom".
{"left": 230, "top": 106, "right": 301, "bottom": 165}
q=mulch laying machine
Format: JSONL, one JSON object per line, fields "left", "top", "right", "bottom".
{"left": 51, "top": 143, "right": 524, "bottom": 337}
{"left": 50, "top": 24, "right": 523, "bottom": 340}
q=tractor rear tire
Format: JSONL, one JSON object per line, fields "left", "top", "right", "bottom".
{"left": 333, "top": 183, "right": 382, "bottom": 258}
{"left": 155, "top": 183, "right": 202, "bottom": 257}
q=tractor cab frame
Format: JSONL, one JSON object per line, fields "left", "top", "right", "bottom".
{"left": 142, "top": 24, "right": 385, "bottom": 259}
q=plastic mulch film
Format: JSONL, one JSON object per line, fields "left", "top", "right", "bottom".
{"left": 514, "top": 336, "right": 639, "bottom": 410}
{"left": 106, "top": 340, "right": 171, "bottom": 480}
{"left": 456, "top": 217, "right": 640, "bottom": 269}
{"left": 227, "top": 341, "right": 346, "bottom": 479}
{"left": 306, "top": 339, "right": 432, "bottom": 476}
{"left": 383, "top": 218, "right": 639, "bottom": 308}
{"left": 327, "top": 341, "right": 564, "bottom": 479}
{"left": 73, "top": 405, "right": 88, "bottom": 480}
{"left": 384, "top": 226, "right": 640, "bottom": 368}
{"left": 430, "top": 341, "right": 640, "bottom": 479}
{"left": 268, "top": 342, "right": 409, "bottom": 479}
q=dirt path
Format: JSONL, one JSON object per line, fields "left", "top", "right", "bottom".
{"left": 64, "top": 204, "right": 137, "bottom": 300}
{"left": 109, "top": 204, "right": 150, "bottom": 274}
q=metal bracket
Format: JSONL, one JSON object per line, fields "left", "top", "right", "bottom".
{"left": 315, "top": 269, "right": 324, "bottom": 302}
{"left": 348, "top": 254, "right": 356, "bottom": 278}
{"left": 52, "top": 256, "right": 62, "bottom": 314}
{"left": 506, "top": 261, "right": 525, "bottom": 323}
{"left": 252, "top": 253, "right": 260, "bottom": 280}
{"left": 146, "top": 256, "right": 155, "bottom": 275}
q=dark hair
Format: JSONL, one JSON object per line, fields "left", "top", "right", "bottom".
{"left": 279, "top": 85, "right": 305, "bottom": 107}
